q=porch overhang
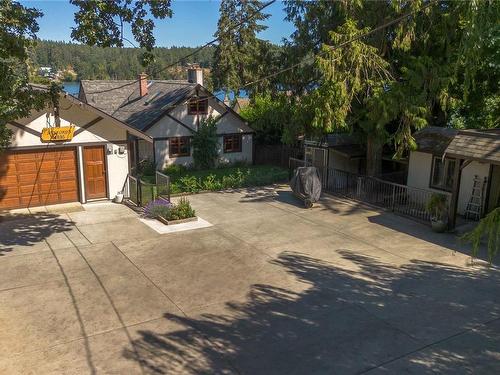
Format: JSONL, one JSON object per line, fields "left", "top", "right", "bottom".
{"left": 443, "top": 130, "right": 500, "bottom": 166}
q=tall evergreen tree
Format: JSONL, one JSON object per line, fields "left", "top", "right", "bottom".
{"left": 282, "top": 0, "right": 499, "bottom": 175}
{"left": 212, "top": 0, "right": 269, "bottom": 97}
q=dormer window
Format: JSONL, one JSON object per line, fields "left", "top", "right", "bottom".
{"left": 188, "top": 97, "right": 208, "bottom": 115}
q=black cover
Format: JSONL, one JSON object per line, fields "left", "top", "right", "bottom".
{"left": 290, "top": 167, "right": 322, "bottom": 205}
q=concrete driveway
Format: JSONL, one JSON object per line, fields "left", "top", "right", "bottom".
{"left": 0, "top": 187, "right": 499, "bottom": 374}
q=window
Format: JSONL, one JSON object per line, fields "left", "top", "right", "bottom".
{"left": 223, "top": 134, "right": 242, "bottom": 153}
{"left": 169, "top": 137, "right": 190, "bottom": 157}
{"left": 188, "top": 97, "right": 208, "bottom": 115}
{"left": 430, "top": 156, "right": 456, "bottom": 191}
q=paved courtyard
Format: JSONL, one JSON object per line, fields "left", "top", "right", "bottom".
{"left": 0, "top": 186, "right": 499, "bottom": 374}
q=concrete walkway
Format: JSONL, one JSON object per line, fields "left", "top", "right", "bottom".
{"left": 0, "top": 188, "right": 499, "bottom": 374}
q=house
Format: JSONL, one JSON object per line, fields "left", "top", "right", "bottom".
{"left": 78, "top": 65, "right": 254, "bottom": 171}
{"left": 0, "top": 85, "right": 152, "bottom": 210}
{"left": 407, "top": 127, "right": 500, "bottom": 227}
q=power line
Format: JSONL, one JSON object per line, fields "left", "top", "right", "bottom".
{"left": 86, "top": 0, "right": 276, "bottom": 95}
{"left": 187, "top": 0, "right": 437, "bottom": 105}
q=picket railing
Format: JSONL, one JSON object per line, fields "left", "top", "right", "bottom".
{"left": 288, "top": 158, "right": 450, "bottom": 223}
{"left": 325, "top": 168, "right": 450, "bottom": 222}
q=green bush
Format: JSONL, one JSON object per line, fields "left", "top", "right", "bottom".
{"left": 169, "top": 165, "right": 288, "bottom": 194}
{"left": 164, "top": 197, "right": 196, "bottom": 220}
{"left": 178, "top": 175, "right": 199, "bottom": 193}
{"left": 137, "top": 159, "right": 156, "bottom": 176}
{"left": 202, "top": 174, "right": 223, "bottom": 190}
{"left": 191, "top": 117, "right": 219, "bottom": 169}
{"left": 163, "top": 164, "right": 188, "bottom": 177}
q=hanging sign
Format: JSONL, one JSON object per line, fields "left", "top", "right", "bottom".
{"left": 41, "top": 125, "right": 75, "bottom": 142}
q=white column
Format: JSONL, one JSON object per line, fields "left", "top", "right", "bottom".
{"left": 77, "top": 145, "right": 86, "bottom": 203}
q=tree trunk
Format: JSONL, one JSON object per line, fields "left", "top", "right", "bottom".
{"left": 366, "top": 135, "right": 383, "bottom": 176}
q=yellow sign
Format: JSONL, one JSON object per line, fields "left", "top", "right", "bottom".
{"left": 41, "top": 125, "right": 75, "bottom": 142}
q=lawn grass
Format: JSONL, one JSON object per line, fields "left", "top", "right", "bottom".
{"left": 142, "top": 165, "right": 288, "bottom": 194}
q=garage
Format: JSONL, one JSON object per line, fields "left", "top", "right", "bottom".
{"left": 1, "top": 86, "right": 152, "bottom": 211}
{"left": 0, "top": 148, "right": 79, "bottom": 210}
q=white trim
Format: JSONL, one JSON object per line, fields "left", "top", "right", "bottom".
{"left": 77, "top": 146, "right": 86, "bottom": 203}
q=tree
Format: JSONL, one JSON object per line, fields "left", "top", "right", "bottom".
{"left": 281, "top": 0, "right": 500, "bottom": 175}
{"left": 212, "top": 0, "right": 269, "bottom": 97}
{"left": 0, "top": 0, "right": 48, "bottom": 150}
{"left": 462, "top": 207, "right": 500, "bottom": 264}
{"left": 191, "top": 117, "right": 219, "bottom": 169}
{"left": 70, "top": 0, "right": 173, "bottom": 65}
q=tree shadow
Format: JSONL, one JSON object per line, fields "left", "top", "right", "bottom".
{"left": 0, "top": 213, "right": 74, "bottom": 255}
{"left": 122, "top": 250, "right": 500, "bottom": 374}
{"left": 366, "top": 212, "right": 498, "bottom": 265}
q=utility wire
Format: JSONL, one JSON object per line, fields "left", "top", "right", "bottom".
{"left": 86, "top": 0, "right": 276, "bottom": 95}
{"left": 183, "top": 0, "right": 437, "bottom": 106}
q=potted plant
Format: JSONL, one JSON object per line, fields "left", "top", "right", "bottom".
{"left": 426, "top": 193, "right": 448, "bottom": 232}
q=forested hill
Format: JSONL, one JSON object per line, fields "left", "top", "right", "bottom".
{"left": 31, "top": 40, "right": 214, "bottom": 81}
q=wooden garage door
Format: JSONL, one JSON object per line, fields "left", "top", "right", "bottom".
{"left": 0, "top": 148, "right": 79, "bottom": 210}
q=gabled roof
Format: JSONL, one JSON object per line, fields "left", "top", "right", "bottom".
{"left": 26, "top": 83, "right": 152, "bottom": 141}
{"left": 444, "top": 129, "right": 500, "bottom": 165}
{"left": 80, "top": 80, "right": 197, "bottom": 131}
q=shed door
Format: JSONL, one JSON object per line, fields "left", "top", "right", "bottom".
{"left": 83, "top": 146, "right": 107, "bottom": 200}
{"left": 0, "top": 148, "right": 79, "bottom": 210}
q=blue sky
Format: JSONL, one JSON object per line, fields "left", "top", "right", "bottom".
{"left": 21, "top": 0, "right": 294, "bottom": 47}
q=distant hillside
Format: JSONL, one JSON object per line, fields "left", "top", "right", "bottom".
{"left": 31, "top": 40, "right": 215, "bottom": 82}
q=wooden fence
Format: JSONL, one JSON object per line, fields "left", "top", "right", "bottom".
{"left": 254, "top": 144, "right": 302, "bottom": 168}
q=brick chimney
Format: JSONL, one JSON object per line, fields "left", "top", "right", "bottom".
{"left": 139, "top": 73, "right": 148, "bottom": 97}
{"left": 187, "top": 63, "right": 203, "bottom": 86}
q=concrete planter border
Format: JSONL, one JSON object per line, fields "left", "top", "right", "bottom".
{"left": 156, "top": 215, "right": 198, "bottom": 225}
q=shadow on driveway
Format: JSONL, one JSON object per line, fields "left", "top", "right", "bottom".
{"left": 122, "top": 250, "right": 500, "bottom": 374}
{"left": 0, "top": 213, "right": 74, "bottom": 256}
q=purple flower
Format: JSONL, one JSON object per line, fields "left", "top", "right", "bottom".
{"left": 144, "top": 199, "right": 172, "bottom": 218}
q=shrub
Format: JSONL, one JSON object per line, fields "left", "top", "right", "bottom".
{"left": 144, "top": 199, "right": 172, "bottom": 219}
{"left": 165, "top": 197, "right": 196, "bottom": 220}
{"left": 137, "top": 159, "right": 156, "bottom": 176}
{"left": 202, "top": 174, "right": 223, "bottom": 190}
{"left": 178, "top": 175, "right": 199, "bottom": 193}
{"left": 191, "top": 116, "right": 219, "bottom": 169}
{"left": 163, "top": 164, "right": 187, "bottom": 177}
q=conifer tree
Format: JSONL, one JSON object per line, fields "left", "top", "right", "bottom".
{"left": 212, "top": 0, "right": 269, "bottom": 97}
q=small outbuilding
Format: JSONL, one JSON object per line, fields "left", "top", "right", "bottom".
{"left": 407, "top": 127, "right": 500, "bottom": 227}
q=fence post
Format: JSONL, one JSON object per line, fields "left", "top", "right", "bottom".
{"left": 391, "top": 184, "right": 396, "bottom": 211}
{"left": 137, "top": 179, "right": 142, "bottom": 206}
{"left": 356, "top": 176, "right": 362, "bottom": 198}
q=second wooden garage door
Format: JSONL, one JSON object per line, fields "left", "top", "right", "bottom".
{"left": 0, "top": 148, "right": 79, "bottom": 210}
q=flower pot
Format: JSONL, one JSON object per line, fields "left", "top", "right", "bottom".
{"left": 430, "top": 218, "right": 447, "bottom": 233}
{"left": 114, "top": 192, "right": 124, "bottom": 203}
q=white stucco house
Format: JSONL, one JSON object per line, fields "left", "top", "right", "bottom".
{"left": 407, "top": 127, "right": 500, "bottom": 227}
{"left": 78, "top": 65, "right": 254, "bottom": 171}
{"left": 0, "top": 85, "right": 152, "bottom": 210}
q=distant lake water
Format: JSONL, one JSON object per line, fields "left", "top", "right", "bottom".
{"left": 62, "top": 81, "right": 247, "bottom": 100}
{"left": 63, "top": 81, "right": 80, "bottom": 95}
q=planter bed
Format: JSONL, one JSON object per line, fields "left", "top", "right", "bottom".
{"left": 156, "top": 215, "right": 198, "bottom": 225}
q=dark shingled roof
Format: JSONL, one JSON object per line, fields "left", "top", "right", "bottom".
{"left": 80, "top": 80, "right": 196, "bottom": 131}
{"left": 413, "top": 127, "right": 458, "bottom": 154}
{"left": 445, "top": 129, "right": 500, "bottom": 165}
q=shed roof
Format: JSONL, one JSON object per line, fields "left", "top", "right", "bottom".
{"left": 413, "top": 126, "right": 458, "bottom": 155}
{"left": 444, "top": 129, "right": 500, "bottom": 165}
